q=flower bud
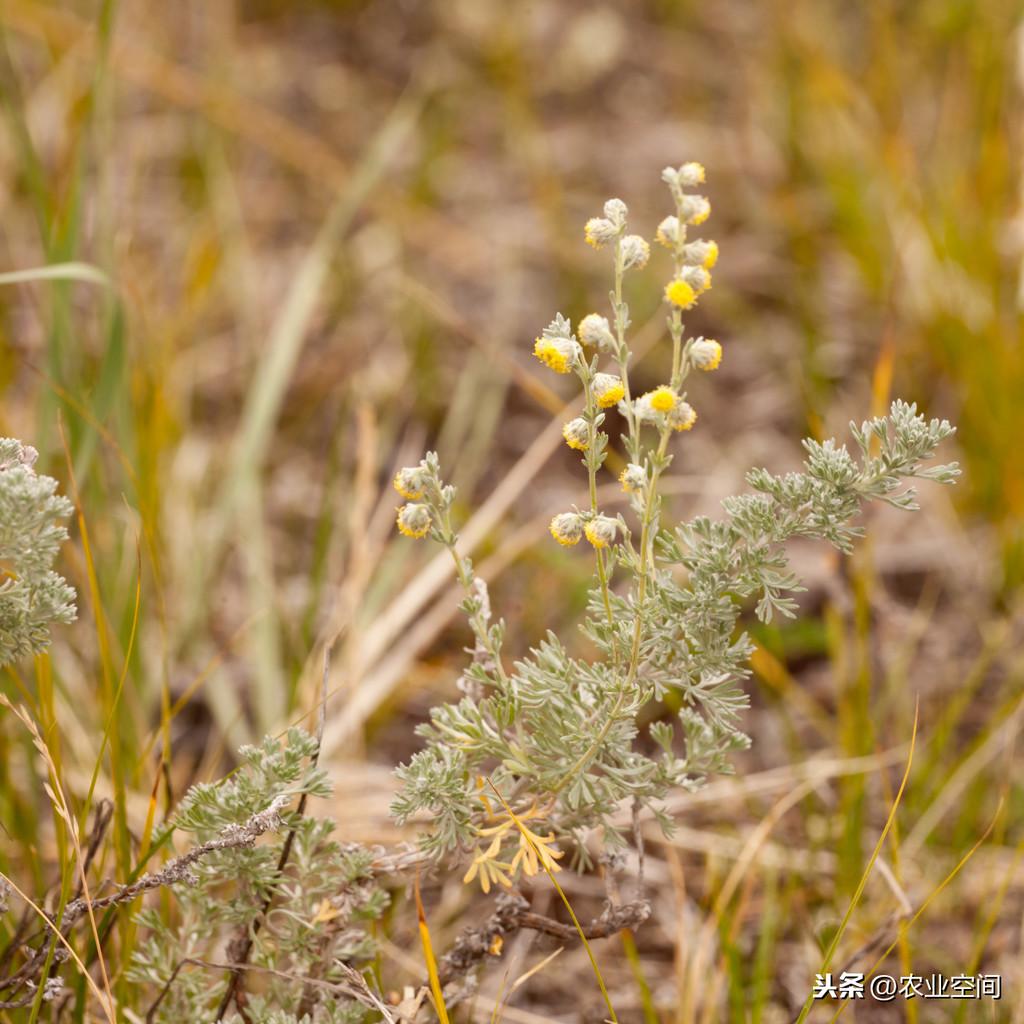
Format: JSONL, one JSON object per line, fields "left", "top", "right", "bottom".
{"left": 562, "top": 417, "right": 590, "bottom": 451}
{"left": 690, "top": 338, "right": 722, "bottom": 372}
{"left": 584, "top": 515, "right": 619, "bottom": 549}
{"left": 619, "top": 463, "right": 646, "bottom": 492}
{"left": 549, "top": 512, "right": 583, "bottom": 547}
{"left": 678, "top": 162, "right": 706, "bottom": 187}
{"left": 621, "top": 235, "right": 650, "bottom": 270}
{"left": 683, "top": 239, "right": 718, "bottom": 268}
{"left": 603, "top": 198, "right": 628, "bottom": 225}
{"left": 592, "top": 373, "right": 625, "bottom": 408}
{"left": 396, "top": 503, "right": 432, "bottom": 539}
{"left": 681, "top": 265, "right": 712, "bottom": 294}
{"left": 668, "top": 401, "right": 697, "bottom": 432}
{"left": 534, "top": 336, "right": 578, "bottom": 374}
{"left": 680, "top": 194, "right": 711, "bottom": 226}
{"left": 578, "top": 313, "right": 616, "bottom": 352}
{"left": 656, "top": 215, "right": 682, "bottom": 249}
{"left": 393, "top": 466, "right": 427, "bottom": 500}
{"left": 584, "top": 217, "right": 618, "bottom": 249}
{"left": 662, "top": 162, "right": 706, "bottom": 192}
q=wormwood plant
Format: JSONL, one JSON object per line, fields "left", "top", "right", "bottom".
{"left": 0, "top": 437, "right": 76, "bottom": 667}
{"left": 391, "top": 164, "right": 959, "bottom": 894}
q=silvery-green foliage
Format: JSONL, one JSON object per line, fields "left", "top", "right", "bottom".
{"left": 225, "top": 1004, "right": 368, "bottom": 1024}
{"left": 392, "top": 404, "right": 958, "bottom": 860}
{"left": 128, "top": 730, "right": 388, "bottom": 1024}
{"left": 0, "top": 438, "right": 76, "bottom": 666}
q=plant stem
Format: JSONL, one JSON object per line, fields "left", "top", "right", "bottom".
{"left": 580, "top": 368, "right": 617, "bottom": 640}
{"left": 442, "top": 511, "right": 510, "bottom": 688}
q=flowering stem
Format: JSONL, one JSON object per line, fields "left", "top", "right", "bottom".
{"left": 669, "top": 194, "right": 690, "bottom": 391}
{"left": 553, "top": 237, "right": 677, "bottom": 791}
{"left": 553, "top": 421, "right": 673, "bottom": 789}
{"left": 580, "top": 370, "right": 617, "bottom": 645}
{"left": 611, "top": 236, "right": 640, "bottom": 464}
{"left": 440, "top": 510, "right": 510, "bottom": 688}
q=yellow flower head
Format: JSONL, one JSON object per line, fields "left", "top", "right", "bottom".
{"left": 533, "top": 336, "right": 576, "bottom": 374}
{"left": 396, "top": 503, "right": 431, "bottom": 539}
{"left": 393, "top": 466, "right": 426, "bottom": 500}
{"left": 592, "top": 373, "right": 625, "bottom": 408}
{"left": 703, "top": 240, "right": 719, "bottom": 268}
{"left": 619, "top": 463, "right": 645, "bottom": 493}
{"left": 550, "top": 512, "right": 583, "bottom": 547}
{"left": 584, "top": 515, "right": 619, "bottom": 549}
{"left": 668, "top": 401, "right": 697, "bottom": 432}
{"left": 690, "top": 338, "right": 722, "bottom": 372}
{"left": 562, "top": 417, "right": 590, "bottom": 451}
{"left": 665, "top": 278, "right": 697, "bottom": 309}
{"left": 649, "top": 386, "right": 678, "bottom": 413}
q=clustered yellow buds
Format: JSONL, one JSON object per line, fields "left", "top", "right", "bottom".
{"left": 522, "top": 163, "right": 719, "bottom": 553}
{"left": 549, "top": 511, "right": 583, "bottom": 546}
{"left": 395, "top": 162, "right": 725, "bottom": 562}
{"left": 592, "top": 373, "right": 625, "bottom": 408}
{"left": 621, "top": 235, "right": 651, "bottom": 270}
{"left": 619, "top": 463, "right": 645, "bottom": 492}
{"left": 584, "top": 515, "right": 619, "bottom": 549}
{"left": 396, "top": 503, "right": 431, "bottom": 539}
{"left": 578, "top": 313, "right": 615, "bottom": 351}
{"left": 668, "top": 401, "right": 698, "bottom": 432}
{"left": 690, "top": 338, "right": 722, "bottom": 372}
{"left": 533, "top": 336, "right": 577, "bottom": 374}
{"left": 562, "top": 418, "right": 590, "bottom": 451}
{"left": 393, "top": 466, "right": 426, "bottom": 500}
{"left": 648, "top": 386, "right": 678, "bottom": 413}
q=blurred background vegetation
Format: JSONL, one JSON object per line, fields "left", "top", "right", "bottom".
{"left": 0, "top": 0, "right": 1022, "bottom": 1020}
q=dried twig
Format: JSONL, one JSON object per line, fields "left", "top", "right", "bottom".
{"left": 436, "top": 890, "right": 650, "bottom": 989}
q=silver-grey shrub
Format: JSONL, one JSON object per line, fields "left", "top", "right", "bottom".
{"left": 0, "top": 437, "right": 76, "bottom": 667}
